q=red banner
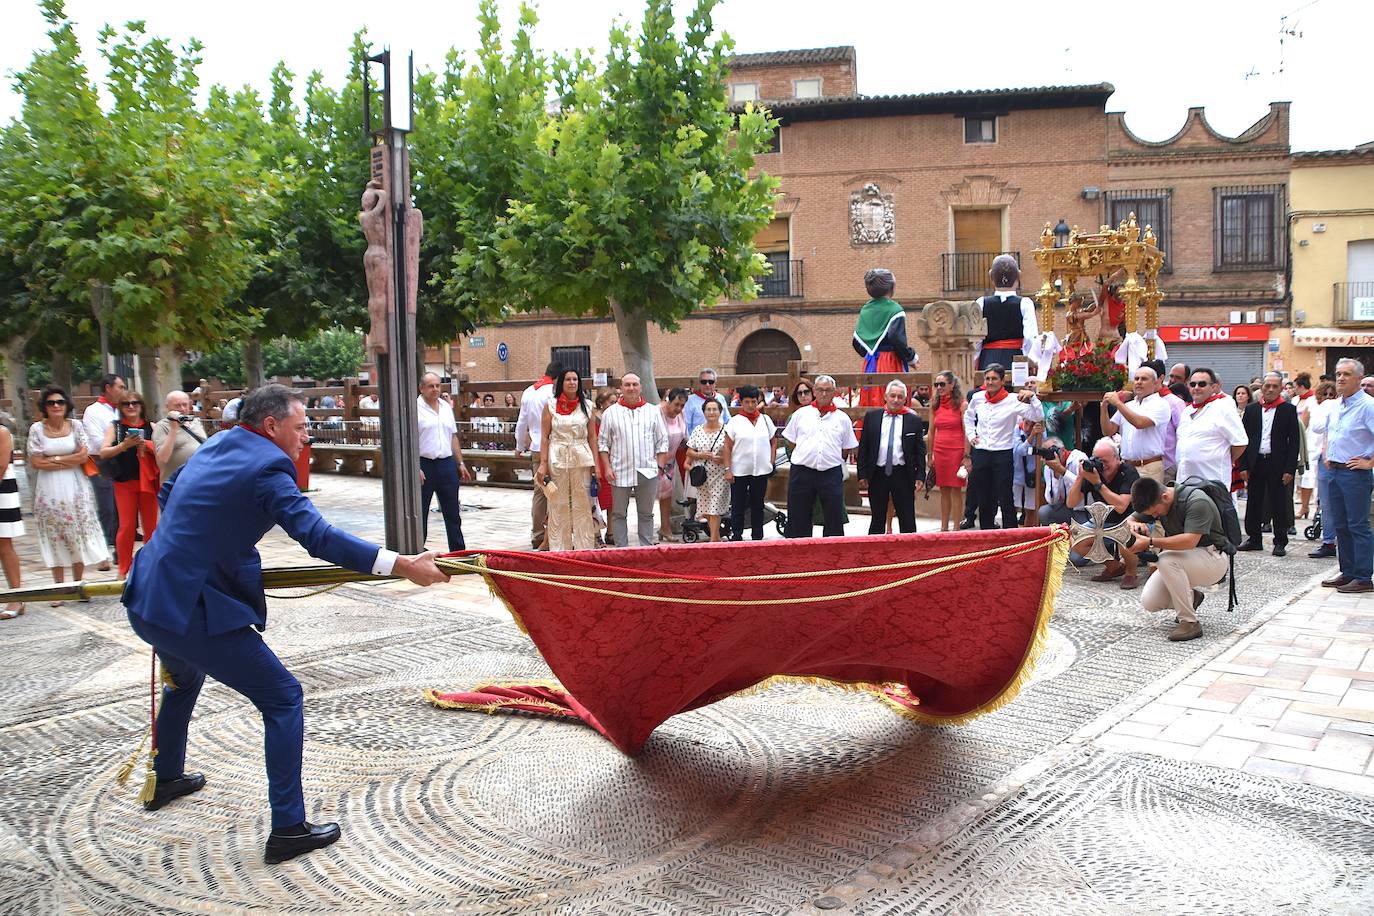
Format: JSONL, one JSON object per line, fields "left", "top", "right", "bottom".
{"left": 427, "top": 528, "right": 1067, "bottom": 755}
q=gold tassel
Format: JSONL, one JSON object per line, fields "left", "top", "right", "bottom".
{"left": 115, "top": 729, "right": 150, "bottom": 786}
{"left": 160, "top": 664, "right": 177, "bottom": 691}
{"left": 136, "top": 749, "right": 159, "bottom": 804}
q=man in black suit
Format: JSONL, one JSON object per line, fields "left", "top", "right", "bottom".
{"left": 1238, "top": 371, "right": 1301, "bottom": 556}
{"left": 857, "top": 380, "right": 927, "bottom": 534}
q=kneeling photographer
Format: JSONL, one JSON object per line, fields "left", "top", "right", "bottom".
{"left": 1067, "top": 438, "right": 1141, "bottom": 588}
{"left": 1034, "top": 438, "right": 1087, "bottom": 526}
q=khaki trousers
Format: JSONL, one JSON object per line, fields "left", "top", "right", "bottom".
{"left": 1131, "top": 458, "right": 1166, "bottom": 484}
{"left": 547, "top": 465, "right": 596, "bottom": 551}
{"left": 1141, "top": 546, "right": 1228, "bottom": 625}
{"left": 529, "top": 455, "right": 548, "bottom": 549}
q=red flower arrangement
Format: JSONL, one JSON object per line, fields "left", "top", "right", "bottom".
{"left": 1048, "top": 341, "right": 1127, "bottom": 392}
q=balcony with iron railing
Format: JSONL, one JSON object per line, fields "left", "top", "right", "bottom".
{"left": 1334, "top": 281, "right": 1374, "bottom": 326}
{"left": 756, "top": 258, "right": 804, "bottom": 299}
{"left": 941, "top": 251, "right": 1020, "bottom": 293}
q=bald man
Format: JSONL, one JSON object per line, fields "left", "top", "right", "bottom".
{"left": 1238, "top": 372, "right": 1300, "bottom": 556}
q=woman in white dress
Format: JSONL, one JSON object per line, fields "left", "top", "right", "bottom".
{"left": 685, "top": 399, "right": 729, "bottom": 541}
{"left": 26, "top": 385, "right": 108, "bottom": 599}
{"left": 0, "top": 423, "right": 24, "bottom": 619}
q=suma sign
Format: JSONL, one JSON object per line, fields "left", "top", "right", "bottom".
{"left": 1157, "top": 324, "right": 1270, "bottom": 343}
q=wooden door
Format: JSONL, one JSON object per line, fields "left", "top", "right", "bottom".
{"left": 953, "top": 209, "right": 1003, "bottom": 290}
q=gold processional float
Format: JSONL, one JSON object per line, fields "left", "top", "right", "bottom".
{"left": 1032, "top": 212, "right": 1166, "bottom": 392}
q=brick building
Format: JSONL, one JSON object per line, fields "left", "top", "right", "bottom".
{"left": 453, "top": 46, "right": 1291, "bottom": 390}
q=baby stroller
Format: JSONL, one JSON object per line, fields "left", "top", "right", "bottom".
{"left": 678, "top": 498, "right": 789, "bottom": 543}
{"left": 1304, "top": 508, "right": 1322, "bottom": 542}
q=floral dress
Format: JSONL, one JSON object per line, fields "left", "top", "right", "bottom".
{"left": 27, "top": 422, "right": 109, "bottom": 568}
{"left": 687, "top": 424, "right": 729, "bottom": 516}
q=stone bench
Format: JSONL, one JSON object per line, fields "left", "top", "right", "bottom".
{"left": 311, "top": 443, "right": 382, "bottom": 477}
{"left": 461, "top": 449, "right": 526, "bottom": 485}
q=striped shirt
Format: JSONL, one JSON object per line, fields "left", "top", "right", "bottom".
{"left": 598, "top": 402, "right": 669, "bottom": 482}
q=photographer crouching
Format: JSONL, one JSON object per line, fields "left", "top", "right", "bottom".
{"left": 1066, "top": 438, "right": 1141, "bottom": 588}
{"left": 1122, "top": 476, "right": 1230, "bottom": 642}
{"left": 1033, "top": 437, "right": 1086, "bottom": 526}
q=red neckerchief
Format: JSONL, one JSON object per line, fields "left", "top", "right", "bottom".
{"left": 537, "top": 375, "right": 554, "bottom": 388}
{"left": 555, "top": 394, "right": 581, "bottom": 416}
{"left": 739, "top": 410, "right": 761, "bottom": 424}
{"left": 1298, "top": 391, "right": 1313, "bottom": 401}
{"left": 1189, "top": 393, "right": 1226, "bottom": 415}
{"left": 814, "top": 402, "right": 838, "bottom": 416}
{"left": 983, "top": 387, "right": 1009, "bottom": 405}
{"left": 98, "top": 396, "right": 114, "bottom": 407}
{"left": 621, "top": 398, "right": 648, "bottom": 410}
{"left": 885, "top": 406, "right": 910, "bottom": 416}
{"left": 694, "top": 389, "right": 714, "bottom": 401}
{"left": 1262, "top": 398, "right": 1282, "bottom": 411}
{"left": 240, "top": 423, "right": 276, "bottom": 444}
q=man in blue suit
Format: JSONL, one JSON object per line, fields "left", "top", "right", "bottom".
{"left": 123, "top": 385, "right": 450, "bottom": 864}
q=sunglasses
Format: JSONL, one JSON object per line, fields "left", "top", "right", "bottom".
{"left": 44, "top": 399, "right": 67, "bottom": 407}
{"left": 934, "top": 381, "right": 948, "bottom": 387}
{"left": 1188, "top": 381, "right": 1210, "bottom": 388}
{"left": 698, "top": 379, "right": 716, "bottom": 385}
{"left": 121, "top": 400, "right": 142, "bottom": 407}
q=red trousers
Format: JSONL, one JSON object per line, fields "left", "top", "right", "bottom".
{"left": 115, "top": 480, "right": 158, "bottom": 577}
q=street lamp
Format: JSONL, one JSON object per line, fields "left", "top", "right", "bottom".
{"left": 1053, "top": 218, "right": 1071, "bottom": 249}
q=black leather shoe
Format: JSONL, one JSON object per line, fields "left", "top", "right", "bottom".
{"left": 1261, "top": 522, "right": 1272, "bottom": 533}
{"left": 958, "top": 518, "right": 975, "bottom": 530}
{"left": 1287, "top": 526, "right": 1297, "bottom": 536}
{"left": 143, "top": 773, "right": 206, "bottom": 812}
{"left": 1273, "top": 546, "right": 1287, "bottom": 557}
{"left": 1237, "top": 540, "right": 1263, "bottom": 552}
{"left": 264, "top": 821, "right": 341, "bottom": 864}
{"left": 1309, "top": 544, "right": 1337, "bottom": 559}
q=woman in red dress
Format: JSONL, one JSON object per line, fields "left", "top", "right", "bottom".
{"left": 927, "top": 371, "right": 968, "bottom": 531}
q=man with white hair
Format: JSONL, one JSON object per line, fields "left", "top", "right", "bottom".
{"left": 1101, "top": 365, "right": 1172, "bottom": 484}
{"left": 783, "top": 375, "right": 858, "bottom": 537}
{"left": 153, "top": 389, "right": 208, "bottom": 478}
{"left": 684, "top": 367, "right": 729, "bottom": 435}
{"left": 1238, "top": 371, "right": 1300, "bottom": 556}
{"left": 1067, "top": 437, "right": 1143, "bottom": 587}
{"left": 856, "top": 380, "right": 926, "bottom": 534}
{"left": 1321, "top": 358, "right": 1374, "bottom": 593}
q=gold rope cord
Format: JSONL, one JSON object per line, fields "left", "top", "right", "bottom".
{"left": 435, "top": 532, "right": 1066, "bottom": 607}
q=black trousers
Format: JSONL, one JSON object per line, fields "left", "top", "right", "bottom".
{"left": 971, "top": 448, "right": 1015, "bottom": 530}
{"left": 786, "top": 464, "right": 846, "bottom": 537}
{"left": 1245, "top": 454, "right": 1292, "bottom": 548}
{"left": 729, "top": 473, "right": 770, "bottom": 541}
{"left": 420, "top": 455, "right": 466, "bottom": 551}
{"left": 867, "top": 465, "right": 917, "bottom": 534}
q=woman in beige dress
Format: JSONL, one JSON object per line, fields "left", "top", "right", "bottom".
{"left": 538, "top": 368, "right": 599, "bottom": 550}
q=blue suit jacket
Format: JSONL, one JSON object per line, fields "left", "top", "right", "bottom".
{"left": 123, "top": 426, "right": 378, "bottom": 637}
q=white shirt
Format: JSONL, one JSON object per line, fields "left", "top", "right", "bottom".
{"left": 82, "top": 399, "right": 118, "bottom": 452}
{"left": 514, "top": 381, "right": 554, "bottom": 452}
{"left": 1309, "top": 397, "right": 1338, "bottom": 459}
{"left": 1175, "top": 396, "right": 1248, "bottom": 487}
{"left": 783, "top": 405, "right": 858, "bottom": 470}
{"left": 876, "top": 412, "right": 907, "bottom": 468}
{"left": 981, "top": 290, "right": 1039, "bottom": 353}
{"left": 724, "top": 413, "right": 777, "bottom": 476}
{"left": 1161, "top": 390, "right": 1186, "bottom": 468}
{"left": 963, "top": 390, "right": 1042, "bottom": 452}
{"left": 598, "top": 402, "right": 669, "bottom": 482}
{"left": 1117, "top": 392, "right": 1172, "bottom": 461}
{"left": 1045, "top": 449, "right": 1086, "bottom": 506}
{"left": 1260, "top": 403, "right": 1277, "bottom": 454}
{"left": 416, "top": 396, "right": 458, "bottom": 459}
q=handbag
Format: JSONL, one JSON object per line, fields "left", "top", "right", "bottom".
{"left": 83, "top": 457, "right": 99, "bottom": 477}
{"left": 689, "top": 429, "right": 724, "bottom": 487}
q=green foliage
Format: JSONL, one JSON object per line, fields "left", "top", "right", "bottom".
{"left": 186, "top": 328, "right": 366, "bottom": 387}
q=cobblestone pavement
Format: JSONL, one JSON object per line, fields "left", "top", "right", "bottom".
{"left": 1, "top": 473, "right": 1371, "bottom": 914}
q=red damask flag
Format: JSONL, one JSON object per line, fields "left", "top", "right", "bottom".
{"left": 427, "top": 528, "right": 1067, "bottom": 755}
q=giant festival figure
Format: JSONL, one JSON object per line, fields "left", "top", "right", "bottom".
{"left": 852, "top": 268, "right": 916, "bottom": 407}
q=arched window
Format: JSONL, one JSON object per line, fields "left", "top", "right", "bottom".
{"left": 735, "top": 329, "right": 800, "bottom": 375}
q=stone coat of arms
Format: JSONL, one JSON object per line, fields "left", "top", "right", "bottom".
{"left": 850, "top": 182, "right": 895, "bottom": 245}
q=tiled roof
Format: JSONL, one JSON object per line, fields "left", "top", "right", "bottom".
{"left": 728, "top": 46, "right": 856, "bottom": 68}
{"left": 1293, "top": 146, "right": 1374, "bottom": 162}
{"left": 730, "top": 84, "right": 1116, "bottom": 121}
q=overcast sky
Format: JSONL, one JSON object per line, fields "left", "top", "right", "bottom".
{"left": 1, "top": 0, "right": 1367, "bottom": 152}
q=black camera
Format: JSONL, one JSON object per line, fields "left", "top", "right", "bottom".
{"left": 1080, "top": 456, "right": 1105, "bottom": 476}
{"left": 175, "top": 414, "right": 192, "bottom": 425}
{"left": 1032, "top": 444, "right": 1061, "bottom": 461}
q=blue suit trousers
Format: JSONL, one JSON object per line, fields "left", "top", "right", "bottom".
{"left": 128, "top": 606, "right": 306, "bottom": 829}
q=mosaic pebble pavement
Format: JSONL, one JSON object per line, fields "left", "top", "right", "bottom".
{"left": 0, "top": 480, "right": 1371, "bottom": 914}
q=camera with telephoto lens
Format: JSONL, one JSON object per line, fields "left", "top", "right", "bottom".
{"left": 1080, "top": 456, "right": 1105, "bottom": 476}
{"left": 1032, "top": 444, "right": 1062, "bottom": 461}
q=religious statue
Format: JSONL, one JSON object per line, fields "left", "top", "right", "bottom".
{"left": 359, "top": 179, "right": 392, "bottom": 355}
{"left": 1061, "top": 289, "right": 1101, "bottom": 359}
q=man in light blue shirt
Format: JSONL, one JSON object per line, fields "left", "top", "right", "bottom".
{"left": 1321, "top": 357, "right": 1374, "bottom": 592}
{"left": 683, "top": 367, "right": 730, "bottom": 435}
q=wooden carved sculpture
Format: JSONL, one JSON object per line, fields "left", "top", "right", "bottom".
{"left": 359, "top": 178, "right": 391, "bottom": 355}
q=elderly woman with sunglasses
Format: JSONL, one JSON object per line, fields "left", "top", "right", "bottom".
{"left": 26, "top": 385, "right": 109, "bottom": 599}
{"left": 98, "top": 391, "right": 161, "bottom": 577}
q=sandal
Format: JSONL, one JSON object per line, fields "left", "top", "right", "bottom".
{"left": 1, "top": 604, "right": 24, "bottom": 620}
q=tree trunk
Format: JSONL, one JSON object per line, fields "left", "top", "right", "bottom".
{"left": 243, "top": 336, "right": 266, "bottom": 390}
{"left": 1, "top": 334, "right": 33, "bottom": 427}
{"left": 156, "top": 343, "right": 184, "bottom": 413}
{"left": 136, "top": 346, "right": 160, "bottom": 414}
{"left": 50, "top": 349, "right": 73, "bottom": 392}
{"left": 610, "top": 299, "right": 660, "bottom": 404}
